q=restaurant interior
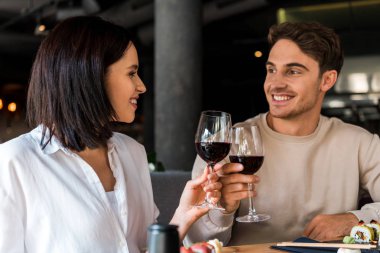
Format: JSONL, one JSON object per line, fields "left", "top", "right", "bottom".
{"left": 0, "top": 0, "right": 380, "bottom": 170}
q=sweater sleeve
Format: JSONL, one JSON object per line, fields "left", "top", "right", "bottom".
{"left": 184, "top": 155, "right": 235, "bottom": 246}
{"left": 349, "top": 133, "right": 380, "bottom": 222}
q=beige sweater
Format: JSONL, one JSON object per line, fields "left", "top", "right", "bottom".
{"left": 185, "top": 113, "right": 380, "bottom": 246}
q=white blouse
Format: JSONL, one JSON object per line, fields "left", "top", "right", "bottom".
{"left": 106, "top": 191, "right": 122, "bottom": 226}
{"left": 0, "top": 126, "right": 159, "bottom": 253}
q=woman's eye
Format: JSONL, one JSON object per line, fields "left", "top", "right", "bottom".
{"left": 129, "top": 72, "right": 137, "bottom": 78}
{"left": 267, "top": 68, "right": 276, "bottom": 74}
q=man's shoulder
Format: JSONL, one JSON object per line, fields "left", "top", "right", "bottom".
{"left": 234, "top": 114, "right": 264, "bottom": 127}
{"left": 321, "top": 116, "right": 377, "bottom": 144}
{"left": 322, "top": 116, "right": 371, "bottom": 134}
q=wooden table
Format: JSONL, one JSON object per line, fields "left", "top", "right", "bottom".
{"left": 222, "top": 243, "right": 280, "bottom": 253}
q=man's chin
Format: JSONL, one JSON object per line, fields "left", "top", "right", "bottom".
{"left": 268, "top": 110, "right": 295, "bottom": 120}
{"left": 268, "top": 110, "right": 288, "bottom": 118}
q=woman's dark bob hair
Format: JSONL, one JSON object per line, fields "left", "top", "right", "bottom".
{"left": 27, "top": 15, "right": 133, "bottom": 151}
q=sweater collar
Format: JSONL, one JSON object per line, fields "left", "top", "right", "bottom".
{"left": 260, "top": 112, "right": 325, "bottom": 143}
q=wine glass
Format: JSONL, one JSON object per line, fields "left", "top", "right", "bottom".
{"left": 195, "top": 110, "right": 232, "bottom": 210}
{"left": 229, "top": 125, "right": 270, "bottom": 222}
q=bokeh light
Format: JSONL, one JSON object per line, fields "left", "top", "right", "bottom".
{"left": 8, "top": 102, "right": 16, "bottom": 112}
{"left": 254, "top": 51, "right": 263, "bottom": 58}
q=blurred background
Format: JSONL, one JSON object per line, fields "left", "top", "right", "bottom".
{"left": 0, "top": 0, "right": 380, "bottom": 170}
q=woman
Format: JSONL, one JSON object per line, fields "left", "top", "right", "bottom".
{"left": 0, "top": 16, "right": 220, "bottom": 253}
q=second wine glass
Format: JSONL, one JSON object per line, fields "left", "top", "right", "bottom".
{"left": 229, "top": 125, "right": 270, "bottom": 222}
{"left": 195, "top": 110, "right": 232, "bottom": 210}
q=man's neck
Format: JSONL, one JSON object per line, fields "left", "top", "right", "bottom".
{"left": 266, "top": 113, "right": 320, "bottom": 136}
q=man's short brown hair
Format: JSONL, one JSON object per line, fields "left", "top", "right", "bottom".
{"left": 268, "top": 22, "right": 344, "bottom": 76}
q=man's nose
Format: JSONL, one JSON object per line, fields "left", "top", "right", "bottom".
{"left": 267, "top": 73, "right": 287, "bottom": 88}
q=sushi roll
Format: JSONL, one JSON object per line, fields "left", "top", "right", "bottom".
{"left": 350, "top": 221, "right": 375, "bottom": 243}
{"left": 180, "top": 239, "right": 223, "bottom": 253}
{"left": 207, "top": 239, "right": 223, "bottom": 253}
{"left": 366, "top": 220, "right": 380, "bottom": 241}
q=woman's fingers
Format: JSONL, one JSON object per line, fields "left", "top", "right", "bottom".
{"left": 203, "top": 182, "right": 222, "bottom": 192}
{"left": 207, "top": 191, "right": 221, "bottom": 205}
{"left": 188, "top": 166, "right": 209, "bottom": 190}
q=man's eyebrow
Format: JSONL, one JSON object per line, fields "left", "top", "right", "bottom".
{"left": 265, "top": 61, "right": 309, "bottom": 71}
{"left": 286, "top": 62, "right": 309, "bottom": 71}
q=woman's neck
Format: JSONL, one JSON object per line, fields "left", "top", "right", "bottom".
{"left": 75, "top": 145, "right": 116, "bottom": 192}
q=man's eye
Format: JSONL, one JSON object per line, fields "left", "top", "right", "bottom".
{"left": 267, "top": 68, "right": 276, "bottom": 74}
{"left": 289, "top": 69, "right": 301, "bottom": 75}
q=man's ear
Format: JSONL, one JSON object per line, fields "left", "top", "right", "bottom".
{"left": 320, "top": 70, "right": 338, "bottom": 92}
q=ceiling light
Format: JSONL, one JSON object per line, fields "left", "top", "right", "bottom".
{"left": 34, "top": 23, "right": 48, "bottom": 36}
{"left": 8, "top": 102, "right": 16, "bottom": 112}
{"left": 38, "top": 24, "right": 46, "bottom": 32}
{"left": 254, "top": 51, "right": 263, "bottom": 58}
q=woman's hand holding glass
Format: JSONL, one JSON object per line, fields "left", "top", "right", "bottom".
{"left": 194, "top": 110, "right": 232, "bottom": 210}
{"left": 170, "top": 167, "right": 222, "bottom": 241}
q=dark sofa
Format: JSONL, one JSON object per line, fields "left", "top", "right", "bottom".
{"left": 150, "top": 171, "right": 191, "bottom": 224}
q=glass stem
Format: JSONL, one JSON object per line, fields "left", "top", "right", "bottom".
{"left": 205, "top": 163, "right": 214, "bottom": 203}
{"left": 247, "top": 183, "right": 257, "bottom": 217}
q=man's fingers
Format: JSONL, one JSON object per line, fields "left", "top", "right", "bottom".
{"left": 220, "top": 173, "right": 259, "bottom": 185}
{"left": 303, "top": 219, "right": 316, "bottom": 238}
{"left": 222, "top": 182, "right": 250, "bottom": 193}
{"left": 308, "top": 229, "right": 323, "bottom": 241}
{"left": 212, "top": 163, "right": 224, "bottom": 174}
{"left": 222, "top": 189, "right": 257, "bottom": 202}
{"left": 303, "top": 226, "right": 314, "bottom": 239}
{"left": 218, "top": 163, "right": 244, "bottom": 175}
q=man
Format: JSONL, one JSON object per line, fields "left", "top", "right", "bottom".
{"left": 185, "top": 21, "right": 380, "bottom": 246}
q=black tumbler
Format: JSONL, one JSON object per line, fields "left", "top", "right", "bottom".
{"left": 147, "top": 223, "right": 180, "bottom": 253}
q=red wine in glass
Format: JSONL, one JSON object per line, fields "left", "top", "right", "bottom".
{"left": 229, "top": 155, "right": 264, "bottom": 175}
{"left": 194, "top": 110, "right": 232, "bottom": 210}
{"left": 230, "top": 125, "right": 270, "bottom": 222}
{"left": 195, "top": 142, "right": 231, "bottom": 166}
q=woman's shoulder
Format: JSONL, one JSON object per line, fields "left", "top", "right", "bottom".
{"left": 111, "top": 132, "right": 145, "bottom": 151}
{"left": 0, "top": 131, "right": 37, "bottom": 161}
{"left": 111, "top": 132, "right": 149, "bottom": 171}
{"left": 0, "top": 131, "right": 41, "bottom": 184}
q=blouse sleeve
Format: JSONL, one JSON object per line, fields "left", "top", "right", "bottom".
{"left": 0, "top": 169, "right": 25, "bottom": 253}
